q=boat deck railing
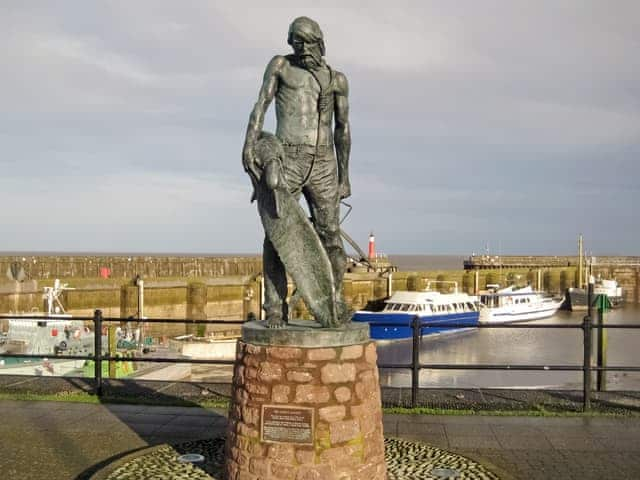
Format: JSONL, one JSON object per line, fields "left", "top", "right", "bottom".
{"left": 1, "top": 308, "right": 639, "bottom": 411}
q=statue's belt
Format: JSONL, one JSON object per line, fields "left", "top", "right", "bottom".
{"left": 281, "top": 144, "right": 332, "bottom": 155}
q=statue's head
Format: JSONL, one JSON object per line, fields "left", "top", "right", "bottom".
{"left": 287, "top": 16, "right": 325, "bottom": 70}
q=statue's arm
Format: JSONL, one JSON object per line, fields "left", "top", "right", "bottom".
{"left": 334, "top": 72, "right": 351, "bottom": 199}
{"left": 242, "top": 56, "right": 285, "bottom": 181}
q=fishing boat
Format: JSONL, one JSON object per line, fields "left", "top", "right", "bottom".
{"left": 0, "top": 280, "right": 94, "bottom": 376}
{"left": 565, "top": 278, "right": 624, "bottom": 311}
{"left": 565, "top": 235, "right": 625, "bottom": 311}
{"left": 352, "top": 281, "right": 480, "bottom": 340}
{"left": 478, "top": 285, "right": 564, "bottom": 323}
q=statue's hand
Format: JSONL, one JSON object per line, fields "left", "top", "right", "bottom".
{"left": 242, "top": 146, "right": 260, "bottom": 184}
{"left": 339, "top": 180, "right": 351, "bottom": 200}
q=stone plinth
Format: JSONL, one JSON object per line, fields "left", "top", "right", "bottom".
{"left": 223, "top": 321, "right": 387, "bottom": 480}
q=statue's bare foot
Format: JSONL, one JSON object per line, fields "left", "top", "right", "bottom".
{"left": 266, "top": 316, "right": 287, "bottom": 329}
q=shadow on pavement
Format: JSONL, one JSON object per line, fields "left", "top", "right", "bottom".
{"left": 0, "top": 375, "right": 230, "bottom": 480}
{"left": 74, "top": 378, "right": 230, "bottom": 480}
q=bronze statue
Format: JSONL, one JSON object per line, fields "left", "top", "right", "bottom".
{"left": 242, "top": 17, "right": 351, "bottom": 328}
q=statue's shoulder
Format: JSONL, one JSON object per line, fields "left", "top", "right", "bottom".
{"left": 265, "top": 55, "right": 289, "bottom": 75}
{"left": 332, "top": 69, "right": 349, "bottom": 96}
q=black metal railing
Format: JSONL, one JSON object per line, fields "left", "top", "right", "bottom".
{"left": 379, "top": 316, "right": 640, "bottom": 410}
{"left": 0, "top": 310, "right": 245, "bottom": 397}
{"left": 1, "top": 309, "right": 639, "bottom": 411}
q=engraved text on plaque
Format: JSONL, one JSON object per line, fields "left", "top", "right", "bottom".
{"left": 261, "top": 405, "right": 314, "bottom": 444}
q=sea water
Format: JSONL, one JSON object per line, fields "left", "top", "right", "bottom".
{"left": 377, "top": 305, "right": 640, "bottom": 390}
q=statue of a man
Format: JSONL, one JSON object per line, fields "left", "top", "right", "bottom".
{"left": 242, "top": 16, "right": 351, "bottom": 327}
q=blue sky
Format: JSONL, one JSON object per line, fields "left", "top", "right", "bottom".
{"left": 1, "top": 1, "right": 638, "bottom": 255}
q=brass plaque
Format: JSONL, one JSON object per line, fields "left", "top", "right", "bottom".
{"left": 260, "top": 405, "right": 314, "bottom": 444}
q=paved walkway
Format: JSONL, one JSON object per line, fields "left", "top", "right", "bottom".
{"left": 0, "top": 400, "right": 639, "bottom": 479}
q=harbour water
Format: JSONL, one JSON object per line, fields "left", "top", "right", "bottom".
{"left": 377, "top": 305, "right": 640, "bottom": 390}
{"left": 2, "top": 307, "right": 638, "bottom": 390}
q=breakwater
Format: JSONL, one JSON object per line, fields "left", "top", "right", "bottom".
{"left": 464, "top": 255, "right": 640, "bottom": 305}
{"left": 1, "top": 255, "right": 262, "bottom": 280}
{"left": 1, "top": 256, "right": 639, "bottom": 339}
{"left": 464, "top": 255, "right": 640, "bottom": 269}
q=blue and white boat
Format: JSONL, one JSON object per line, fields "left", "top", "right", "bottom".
{"left": 352, "top": 281, "right": 481, "bottom": 340}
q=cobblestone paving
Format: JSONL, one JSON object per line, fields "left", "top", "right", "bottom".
{"left": 105, "top": 438, "right": 224, "bottom": 480}
{"left": 384, "top": 438, "right": 499, "bottom": 479}
{"left": 101, "top": 437, "right": 501, "bottom": 480}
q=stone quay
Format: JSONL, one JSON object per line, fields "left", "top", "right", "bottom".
{"left": 223, "top": 321, "right": 387, "bottom": 480}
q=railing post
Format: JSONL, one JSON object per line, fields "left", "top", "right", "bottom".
{"left": 596, "top": 305, "right": 607, "bottom": 392}
{"left": 411, "top": 315, "right": 420, "bottom": 408}
{"left": 94, "top": 309, "right": 103, "bottom": 397}
{"left": 108, "top": 324, "right": 118, "bottom": 379}
{"left": 582, "top": 315, "right": 592, "bottom": 411}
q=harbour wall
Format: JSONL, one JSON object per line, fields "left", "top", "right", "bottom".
{"left": 0, "top": 255, "right": 262, "bottom": 280}
{"left": 464, "top": 255, "right": 640, "bottom": 269}
{"left": 2, "top": 262, "right": 638, "bottom": 338}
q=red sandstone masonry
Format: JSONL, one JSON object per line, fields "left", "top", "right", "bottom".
{"left": 267, "top": 444, "right": 295, "bottom": 463}
{"left": 270, "top": 463, "right": 296, "bottom": 480}
{"left": 257, "top": 362, "right": 283, "bottom": 382}
{"left": 307, "top": 348, "right": 336, "bottom": 361}
{"left": 287, "top": 370, "right": 315, "bottom": 383}
{"left": 364, "top": 343, "right": 377, "bottom": 364}
{"left": 294, "top": 385, "right": 331, "bottom": 403}
{"left": 267, "top": 346, "right": 302, "bottom": 360}
{"left": 340, "top": 344, "right": 363, "bottom": 360}
{"left": 271, "top": 385, "right": 290, "bottom": 403}
{"left": 223, "top": 340, "right": 387, "bottom": 480}
{"left": 321, "top": 363, "right": 357, "bottom": 384}
{"left": 319, "top": 405, "right": 346, "bottom": 423}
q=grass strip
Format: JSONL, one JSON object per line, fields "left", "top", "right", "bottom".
{"left": 0, "top": 391, "right": 229, "bottom": 409}
{"left": 1, "top": 391, "right": 639, "bottom": 417}
{"left": 382, "top": 405, "right": 640, "bottom": 417}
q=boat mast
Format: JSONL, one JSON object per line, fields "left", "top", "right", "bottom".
{"left": 498, "top": 240, "right": 502, "bottom": 286}
{"left": 578, "top": 234, "right": 584, "bottom": 288}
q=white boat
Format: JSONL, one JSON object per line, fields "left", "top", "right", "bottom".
{"left": 1, "top": 280, "right": 94, "bottom": 376}
{"left": 594, "top": 279, "right": 624, "bottom": 307}
{"left": 565, "top": 277, "right": 624, "bottom": 311}
{"left": 353, "top": 281, "right": 481, "bottom": 340}
{"left": 478, "top": 285, "right": 564, "bottom": 323}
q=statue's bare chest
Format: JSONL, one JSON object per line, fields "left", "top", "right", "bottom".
{"left": 277, "top": 65, "right": 332, "bottom": 105}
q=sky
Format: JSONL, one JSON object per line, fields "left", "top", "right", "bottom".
{"left": 1, "top": 1, "right": 638, "bottom": 256}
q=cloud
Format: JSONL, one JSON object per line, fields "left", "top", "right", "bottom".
{"left": 0, "top": 170, "right": 262, "bottom": 252}
{"left": 0, "top": 1, "right": 638, "bottom": 254}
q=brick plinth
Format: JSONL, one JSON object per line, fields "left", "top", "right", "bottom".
{"left": 223, "top": 340, "right": 387, "bottom": 480}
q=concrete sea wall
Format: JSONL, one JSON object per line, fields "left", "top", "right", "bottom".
{"left": 1, "top": 255, "right": 262, "bottom": 280}
{"left": 464, "top": 255, "right": 640, "bottom": 269}
{"left": 1, "top": 256, "right": 638, "bottom": 338}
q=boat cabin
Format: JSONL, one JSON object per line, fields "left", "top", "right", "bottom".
{"left": 479, "top": 285, "right": 541, "bottom": 308}
{"left": 382, "top": 291, "right": 480, "bottom": 316}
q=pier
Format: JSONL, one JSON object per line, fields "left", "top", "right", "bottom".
{"left": 463, "top": 255, "right": 640, "bottom": 305}
{"left": 464, "top": 255, "right": 640, "bottom": 269}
